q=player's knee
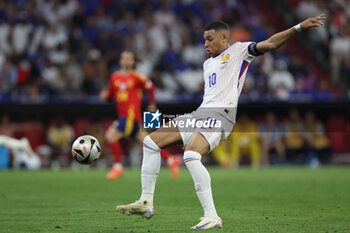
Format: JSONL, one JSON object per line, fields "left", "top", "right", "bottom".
{"left": 185, "top": 134, "right": 210, "bottom": 156}
{"left": 143, "top": 135, "right": 161, "bottom": 152}
{"left": 184, "top": 145, "right": 208, "bottom": 157}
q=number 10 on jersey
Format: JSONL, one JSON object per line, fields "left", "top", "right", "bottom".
{"left": 209, "top": 73, "right": 216, "bottom": 87}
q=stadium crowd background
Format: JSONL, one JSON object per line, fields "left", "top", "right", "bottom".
{"left": 0, "top": 0, "right": 349, "bottom": 169}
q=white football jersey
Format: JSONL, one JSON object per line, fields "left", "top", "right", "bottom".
{"left": 200, "top": 42, "right": 256, "bottom": 109}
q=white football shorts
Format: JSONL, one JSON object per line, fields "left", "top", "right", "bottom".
{"left": 173, "top": 108, "right": 236, "bottom": 152}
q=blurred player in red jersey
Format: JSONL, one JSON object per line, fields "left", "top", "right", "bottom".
{"left": 100, "top": 51, "right": 181, "bottom": 180}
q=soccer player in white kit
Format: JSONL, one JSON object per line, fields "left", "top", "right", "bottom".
{"left": 116, "top": 14, "right": 326, "bottom": 229}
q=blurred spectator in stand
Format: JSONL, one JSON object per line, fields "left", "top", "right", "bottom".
{"left": 344, "top": 53, "right": 350, "bottom": 90}
{"left": 160, "top": 41, "right": 186, "bottom": 73}
{"left": 212, "top": 140, "right": 233, "bottom": 169}
{"left": 17, "top": 60, "right": 31, "bottom": 87}
{"left": 41, "top": 59, "right": 65, "bottom": 94}
{"left": 0, "top": 115, "right": 17, "bottom": 138}
{"left": 290, "top": 78, "right": 307, "bottom": 100}
{"left": 181, "top": 36, "right": 205, "bottom": 68}
{"left": 0, "top": 115, "right": 16, "bottom": 169}
{"left": 176, "top": 64, "right": 203, "bottom": 94}
{"left": 42, "top": 23, "right": 68, "bottom": 51}
{"left": 250, "top": 12, "right": 269, "bottom": 42}
{"left": 39, "top": 0, "right": 78, "bottom": 25}
{"left": 27, "top": 82, "right": 43, "bottom": 102}
{"left": 48, "top": 43, "right": 69, "bottom": 66}
{"left": 134, "top": 24, "right": 158, "bottom": 76}
{"left": 0, "top": 23, "right": 12, "bottom": 55}
{"left": 0, "top": 58, "right": 17, "bottom": 95}
{"left": 230, "top": 22, "right": 251, "bottom": 43}
{"left": 12, "top": 13, "right": 33, "bottom": 57}
{"left": 273, "top": 46, "right": 290, "bottom": 64}
{"left": 250, "top": 61, "right": 268, "bottom": 97}
{"left": 147, "top": 15, "right": 167, "bottom": 54}
{"left": 304, "top": 111, "right": 332, "bottom": 166}
{"left": 154, "top": 1, "right": 176, "bottom": 28}
{"left": 295, "top": 0, "right": 329, "bottom": 56}
{"left": 240, "top": 72, "right": 256, "bottom": 100}
{"left": 0, "top": 115, "right": 41, "bottom": 170}
{"left": 63, "top": 54, "right": 83, "bottom": 92}
{"left": 213, "top": 114, "right": 260, "bottom": 168}
{"left": 47, "top": 117, "right": 74, "bottom": 168}
{"left": 284, "top": 109, "right": 305, "bottom": 164}
{"left": 311, "top": 79, "right": 331, "bottom": 100}
{"left": 330, "top": 28, "right": 350, "bottom": 87}
{"left": 259, "top": 112, "right": 285, "bottom": 166}
{"left": 288, "top": 55, "right": 308, "bottom": 78}
{"left": 81, "top": 16, "right": 99, "bottom": 44}
{"left": 288, "top": 55, "right": 315, "bottom": 92}
{"left": 177, "top": 30, "right": 204, "bottom": 95}
{"left": 81, "top": 49, "right": 108, "bottom": 95}
{"left": 0, "top": 134, "right": 41, "bottom": 170}
{"left": 231, "top": 114, "right": 261, "bottom": 168}
{"left": 269, "top": 60, "right": 295, "bottom": 100}
{"left": 149, "top": 68, "right": 180, "bottom": 101}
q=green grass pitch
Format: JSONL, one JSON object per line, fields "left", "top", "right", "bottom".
{"left": 0, "top": 167, "right": 350, "bottom": 233}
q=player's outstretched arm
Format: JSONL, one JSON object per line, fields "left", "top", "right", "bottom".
{"left": 256, "top": 14, "right": 326, "bottom": 54}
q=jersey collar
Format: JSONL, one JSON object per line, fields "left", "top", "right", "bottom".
{"left": 212, "top": 46, "right": 229, "bottom": 58}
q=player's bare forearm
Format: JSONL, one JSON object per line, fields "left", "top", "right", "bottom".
{"left": 256, "top": 27, "right": 298, "bottom": 53}
{"left": 257, "top": 14, "right": 326, "bottom": 53}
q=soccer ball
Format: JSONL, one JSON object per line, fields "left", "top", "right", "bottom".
{"left": 72, "top": 135, "right": 101, "bottom": 165}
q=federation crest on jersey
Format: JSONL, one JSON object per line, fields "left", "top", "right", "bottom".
{"left": 221, "top": 53, "right": 230, "bottom": 64}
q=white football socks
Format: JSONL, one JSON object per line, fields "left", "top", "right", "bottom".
{"left": 184, "top": 150, "right": 218, "bottom": 218}
{"left": 112, "top": 162, "right": 123, "bottom": 170}
{"left": 139, "top": 135, "right": 161, "bottom": 206}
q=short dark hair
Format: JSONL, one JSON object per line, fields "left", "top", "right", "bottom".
{"left": 204, "top": 21, "right": 229, "bottom": 32}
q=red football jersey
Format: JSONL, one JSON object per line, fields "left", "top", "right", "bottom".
{"left": 106, "top": 70, "right": 155, "bottom": 123}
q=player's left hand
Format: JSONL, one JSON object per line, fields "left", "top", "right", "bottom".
{"left": 300, "top": 14, "right": 326, "bottom": 29}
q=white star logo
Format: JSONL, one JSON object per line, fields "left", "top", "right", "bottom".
{"left": 150, "top": 110, "right": 161, "bottom": 122}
